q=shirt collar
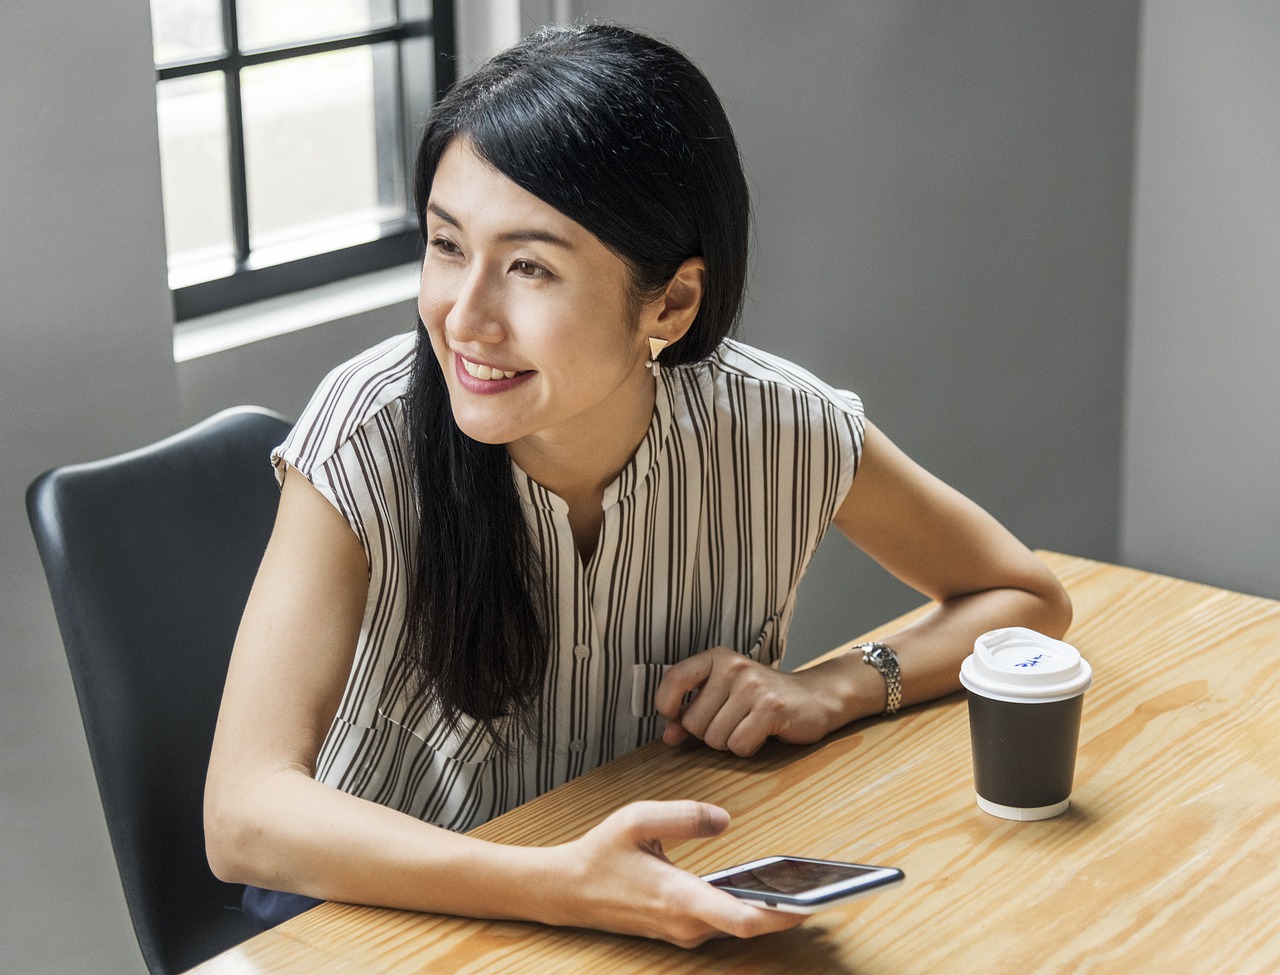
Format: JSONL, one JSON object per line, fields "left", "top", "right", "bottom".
{"left": 512, "top": 368, "right": 677, "bottom": 513}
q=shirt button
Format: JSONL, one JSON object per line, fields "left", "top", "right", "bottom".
{"left": 573, "top": 644, "right": 591, "bottom": 660}
{"left": 569, "top": 740, "right": 585, "bottom": 754}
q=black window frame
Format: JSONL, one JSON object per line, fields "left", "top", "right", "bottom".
{"left": 155, "top": 0, "right": 455, "bottom": 321}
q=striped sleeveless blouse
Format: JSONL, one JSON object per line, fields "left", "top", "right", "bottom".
{"left": 273, "top": 330, "right": 865, "bottom": 832}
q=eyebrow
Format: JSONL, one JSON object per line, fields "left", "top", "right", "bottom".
{"left": 427, "top": 202, "right": 575, "bottom": 249}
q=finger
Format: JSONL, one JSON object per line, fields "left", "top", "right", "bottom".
{"left": 696, "top": 693, "right": 756, "bottom": 752}
{"left": 617, "top": 800, "right": 731, "bottom": 844}
{"left": 676, "top": 677, "right": 734, "bottom": 741}
{"left": 675, "top": 877, "right": 809, "bottom": 941}
{"left": 662, "top": 719, "right": 690, "bottom": 746}
{"left": 723, "top": 708, "right": 777, "bottom": 757}
{"left": 677, "top": 653, "right": 757, "bottom": 740}
{"left": 653, "top": 655, "right": 715, "bottom": 721}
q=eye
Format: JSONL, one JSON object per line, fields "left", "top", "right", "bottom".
{"left": 511, "top": 259, "right": 548, "bottom": 279}
{"left": 429, "top": 236, "right": 462, "bottom": 257}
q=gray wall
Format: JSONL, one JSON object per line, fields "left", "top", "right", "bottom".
{"left": 1, "top": 6, "right": 407, "bottom": 973}
{"left": 575, "top": 0, "right": 1141, "bottom": 657}
{"left": 1122, "top": 0, "right": 1280, "bottom": 599}
{"left": 2, "top": 6, "right": 177, "bottom": 974}
{"left": 2, "top": 1, "right": 1272, "bottom": 972}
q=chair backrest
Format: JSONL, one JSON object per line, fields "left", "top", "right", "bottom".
{"left": 26, "top": 406, "right": 293, "bottom": 975}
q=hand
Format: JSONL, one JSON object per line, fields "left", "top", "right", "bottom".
{"left": 549, "top": 801, "right": 805, "bottom": 947}
{"left": 655, "top": 647, "right": 839, "bottom": 756}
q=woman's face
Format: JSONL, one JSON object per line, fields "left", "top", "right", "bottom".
{"left": 419, "top": 140, "right": 657, "bottom": 462}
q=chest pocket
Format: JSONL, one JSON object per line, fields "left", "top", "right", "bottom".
{"left": 375, "top": 697, "right": 507, "bottom": 764}
{"left": 629, "top": 614, "right": 784, "bottom": 718}
{"left": 321, "top": 698, "right": 508, "bottom": 827}
{"left": 324, "top": 693, "right": 500, "bottom": 786}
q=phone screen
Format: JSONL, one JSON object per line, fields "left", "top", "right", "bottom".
{"left": 703, "top": 856, "right": 904, "bottom": 912}
{"left": 708, "top": 859, "right": 880, "bottom": 896}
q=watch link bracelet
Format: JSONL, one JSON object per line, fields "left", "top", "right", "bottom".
{"left": 853, "top": 642, "right": 902, "bottom": 716}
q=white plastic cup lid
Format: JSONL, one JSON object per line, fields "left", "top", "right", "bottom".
{"left": 959, "top": 627, "right": 1093, "bottom": 704}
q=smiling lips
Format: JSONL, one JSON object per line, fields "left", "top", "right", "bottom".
{"left": 454, "top": 353, "right": 533, "bottom": 394}
{"left": 461, "top": 357, "right": 524, "bottom": 381}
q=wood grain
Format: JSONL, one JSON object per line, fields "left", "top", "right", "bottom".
{"left": 186, "top": 554, "right": 1280, "bottom": 974}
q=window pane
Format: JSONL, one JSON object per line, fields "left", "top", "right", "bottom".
{"left": 237, "top": 0, "right": 395, "bottom": 51}
{"left": 242, "top": 46, "right": 402, "bottom": 254}
{"left": 150, "top": 0, "right": 224, "bottom": 64}
{"left": 156, "top": 73, "right": 234, "bottom": 275}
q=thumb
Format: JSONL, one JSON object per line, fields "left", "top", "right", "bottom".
{"left": 617, "top": 800, "right": 731, "bottom": 844}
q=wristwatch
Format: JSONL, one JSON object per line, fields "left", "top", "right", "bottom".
{"left": 853, "top": 642, "right": 901, "bottom": 716}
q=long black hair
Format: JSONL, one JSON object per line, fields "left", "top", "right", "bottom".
{"left": 402, "top": 24, "right": 751, "bottom": 742}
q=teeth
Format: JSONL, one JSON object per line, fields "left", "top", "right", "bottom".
{"left": 462, "top": 358, "right": 519, "bottom": 381}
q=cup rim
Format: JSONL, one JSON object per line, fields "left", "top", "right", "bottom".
{"left": 959, "top": 626, "right": 1093, "bottom": 703}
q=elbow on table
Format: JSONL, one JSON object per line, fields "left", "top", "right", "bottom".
{"left": 204, "top": 784, "right": 268, "bottom": 886}
{"left": 1033, "top": 563, "right": 1073, "bottom": 641}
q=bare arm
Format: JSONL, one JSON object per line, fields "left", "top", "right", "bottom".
{"left": 817, "top": 419, "right": 1071, "bottom": 715}
{"left": 205, "top": 467, "right": 801, "bottom": 945}
{"left": 657, "top": 420, "right": 1071, "bottom": 753}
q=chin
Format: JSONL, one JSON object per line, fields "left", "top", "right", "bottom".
{"left": 448, "top": 409, "right": 521, "bottom": 447}
{"left": 458, "top": 428, "right": 514, "bottom": 447}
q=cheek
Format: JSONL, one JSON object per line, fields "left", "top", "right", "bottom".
{"left": 417, "top": 282, "right": 449, "bottom": 330}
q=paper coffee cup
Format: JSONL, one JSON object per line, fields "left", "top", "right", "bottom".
{"left": 959, "top": 627, "right": 1092, "bottom": 821}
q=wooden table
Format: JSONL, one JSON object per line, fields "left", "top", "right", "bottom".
{"left": 187, "top": 553, "right": 1280, "bottom": 974}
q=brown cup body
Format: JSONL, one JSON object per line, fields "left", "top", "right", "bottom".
{"left": 966, "top": 691, "right": 1084, "bottom": 810}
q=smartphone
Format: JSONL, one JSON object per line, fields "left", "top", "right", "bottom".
{"left": 702, "top": 856, "right": 904, "bottom": 914}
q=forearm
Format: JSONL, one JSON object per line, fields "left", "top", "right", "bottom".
{"left": 203, "top": 469, "right": 559, "bottom": 921}
{"left": 796, "top": 578, "right": 1072, "bottom": 731}
{"left": 207, "top": 774, "right": 804, "bottom": 945}
{"left": 206, "top": 769, "right": 555, "bottom": 923}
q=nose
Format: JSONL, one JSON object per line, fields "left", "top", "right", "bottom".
{"left": 443, "top": 263, "right": 504, "bottom": 345}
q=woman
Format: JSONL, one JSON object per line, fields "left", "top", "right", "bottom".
{"left": 205, "top": 24, "right": 1070, "bottom": 947}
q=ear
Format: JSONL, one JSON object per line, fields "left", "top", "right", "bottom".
{"left": 642, "top": 257, "right": 705, "bottom": 347}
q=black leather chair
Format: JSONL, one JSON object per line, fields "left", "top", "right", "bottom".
{"left": 26, "top": 406, "right": 292, "bottom": 975}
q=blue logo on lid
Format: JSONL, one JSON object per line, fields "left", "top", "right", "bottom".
{"left": 1015, "top": 654, "right": 1048, "bottom": 669}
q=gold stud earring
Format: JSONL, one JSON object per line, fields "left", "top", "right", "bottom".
{"left": 645, "top": 337, "right": 669, "bottom": 378}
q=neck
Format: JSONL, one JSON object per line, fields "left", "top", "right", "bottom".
{"left": 507, "top": 376, "right": 656, "bottom": 503}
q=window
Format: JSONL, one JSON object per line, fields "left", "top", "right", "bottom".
{"left": 151, "top": 0, "right": 455, "bottom": 320}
